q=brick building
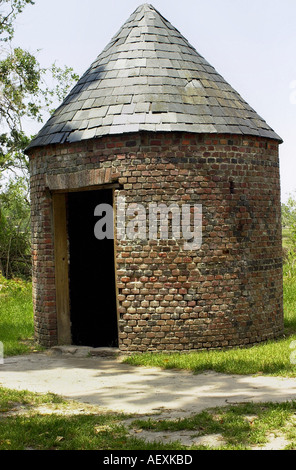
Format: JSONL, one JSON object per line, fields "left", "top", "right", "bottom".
{"left": 26, "top": 4, "right": 283, "bottom": 352}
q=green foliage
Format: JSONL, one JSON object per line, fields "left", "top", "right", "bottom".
{"left": 0, "top": 0, "right": 78, "bottom": 278}
{"left": 283, "top": 275, "right": 296, "bottom": 333}
{"left": 282, "top": 194, "right": 296, "bottom": 281}
{"left": 43, "top": 63, "right": 79, "bottom": 115}
{"left": 0, "top": 0, "right": 78, "bottom": 175}
{"left": 284, "top": 196, "right": 296, "bottom": 237}
{"left": 0, "top": 0, "right": 34, "bottom": 43}
{"left": 0, "top": 177, "right": 31, "bottom": 278}
{"left": 0, "top": 46, "right": 78, "bottom": 174}
{"left": 0, "top": 1, "right": 37, "bottom": 170}
{"left": 0, "top": 47, "right": 41, "bottom": 171}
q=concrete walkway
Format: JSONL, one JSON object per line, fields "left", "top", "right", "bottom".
{"left": 0, "top": 348, "right": 296, "bottom": 417}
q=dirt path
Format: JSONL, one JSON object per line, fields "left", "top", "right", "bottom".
{"left": 0, "top": 348, "right": 296, "bottom": 418}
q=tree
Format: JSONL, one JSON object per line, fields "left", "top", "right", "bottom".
{"left": 0, "top": 0, "right": 33, "bottom": 43}
{"left": 282, "top": 197, "right": 296, "bottom": 229}
{"left": 0, "top": 0, "right": 79, "bottom": 277}
{"left": 282, "top": 194, "right": 296, "bottom": 279}
{"left": 0, "top": 0, "right": 79, "bottom": 175}
{"left": 0, "top": 177, "right": 30, "bottom": 277}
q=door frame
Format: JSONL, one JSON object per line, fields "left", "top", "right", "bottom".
{"left": 52, "top": 185, "right": 120, "bottom": 345}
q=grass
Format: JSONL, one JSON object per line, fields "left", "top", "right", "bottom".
{"left": 131, "top": 401, "right": 296, "bottom": 450}
{"left": 0, "top": 275, "right": 40, "bottom": 356}
{"left": 0, "top": 387, "right": 182, "bottom": 450}
{"left": 0, "top": 387, "right": 65, "bottom": 413}
{"left": 0, "top": 386, "right": 296, "bottom": 450}
{"left": 123, "top": 336, "right": 296, "bottom": 377}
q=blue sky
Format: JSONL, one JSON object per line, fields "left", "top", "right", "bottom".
{"left": 13, "top": 0, "right": 296, "bottom": 202}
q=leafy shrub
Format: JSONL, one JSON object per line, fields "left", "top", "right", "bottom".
{"left": 0, "top": 178, "right": 31, "bottom": 279}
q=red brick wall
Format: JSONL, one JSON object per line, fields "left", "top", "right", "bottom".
{"left": 28, "top": 132, "right": 283, "bottom": 351}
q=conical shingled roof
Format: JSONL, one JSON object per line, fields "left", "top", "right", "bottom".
{"left": 26, "top": 3, "right": 281, "bottom": 150}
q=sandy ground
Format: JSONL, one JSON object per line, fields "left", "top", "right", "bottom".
{"left": 0, "top": 347, "right": 296, "bottom": 418}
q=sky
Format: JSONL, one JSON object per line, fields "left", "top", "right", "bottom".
{"left": 11, "top": 0, "right": 296, "bottom": 203}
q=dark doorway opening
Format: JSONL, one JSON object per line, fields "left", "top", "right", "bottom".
{"left": 67, "top": 189, "right": 118, "bottom": 347}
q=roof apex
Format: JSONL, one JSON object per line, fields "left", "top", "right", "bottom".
{"left": 26, "top": 4, "right": 282, "bottom": 151}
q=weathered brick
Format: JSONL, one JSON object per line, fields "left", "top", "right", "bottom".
{"left": 28, "top": 132, "right": 283, "bottom": 351}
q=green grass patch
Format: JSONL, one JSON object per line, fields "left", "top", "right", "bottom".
{"left": 131, "top": 401, "right": 296, "bottom": 450}
{"left": 0, "top": 413, "right": 129, "bottom": 451}
{"left": 0, "top": 275, "right": 40, "bottom": 356}
{"left": 0, "top": 386, "right": 64, "bottom": 413}
{"left": 124, "top": 335, "right": 296, "bottom": 377}
{"left": 1, "top": 386, "right": 296, "bottom": 450}
{"left": 0, "top": 387, "right": 182, "bottom": 450}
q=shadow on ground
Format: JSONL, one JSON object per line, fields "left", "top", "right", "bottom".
{"left": 1, "top": 348, "right": 296, "bottom": 418}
